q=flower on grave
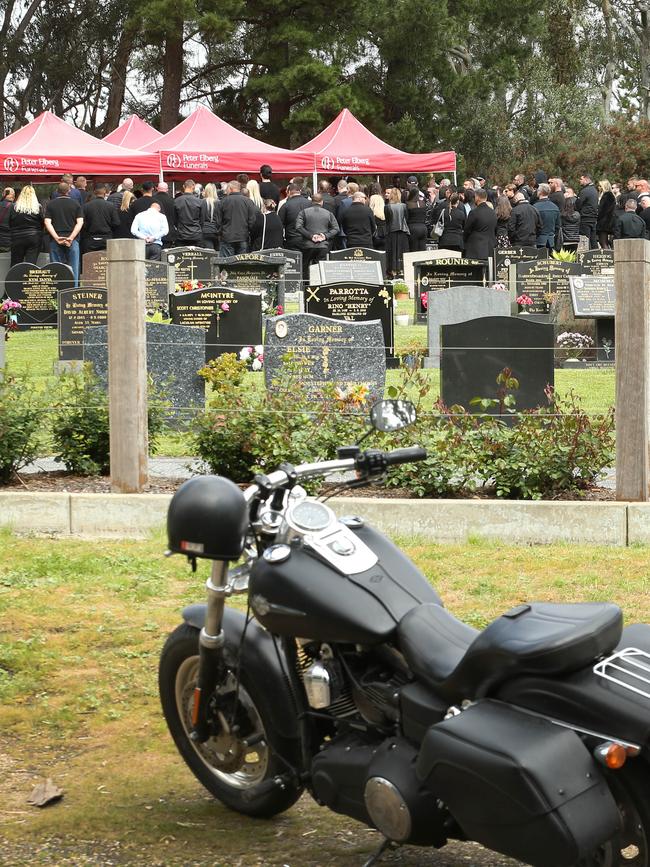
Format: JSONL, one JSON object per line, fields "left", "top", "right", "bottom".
{"left": 220, "top": 302, "right": 230, "bottom": 312}
{"left": 556, "top": 331, "right": 594, "bottom": 348}
{"left": 492, "top": 282, "right": 508, "bottom": 292}
{"left": 0, "top": 298, "right": 21, "bottom": 339}
{"left": 420, "top": 291, "right": 428, "bottom": 310}
{"left": 251, "top": 357, "right": 263, "bottom": 371}
{"left": 240, "top": 346, "right": 252, "bottom": 361}
{"left": 176, "top": 279, "right": 205, "bottom": 293}
{"left": 255, "top": 345, "right": 263, "bottom": 356}
{"left": 239, "top": 344, "right": 264, "bottom": 370}
{"left": 516, "top": 293, "right": 533, "bottom": 307}
{"left": 334, "top": 383, "right": 370, "bottom": 407}
{"left": 264, "top": 300, "right": 283, "bottom": 316}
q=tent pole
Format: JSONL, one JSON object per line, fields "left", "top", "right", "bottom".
{"left": 312, "top": 169, "right": 317, "bottom": 194}
{"left": 159, "top": 154, "right": 163, "bottom": 184}
{"left": 452, "top": 170, "right": 457, "bottom": 186}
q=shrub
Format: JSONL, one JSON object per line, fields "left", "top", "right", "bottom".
{"left": 51, "top": 365, "right": 169, "bottom": 475}
{"left": 0, "top": 368, "right": 44, "bottom": 484}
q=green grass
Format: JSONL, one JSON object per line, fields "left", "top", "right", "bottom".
{"left": 0, "top": 533, "right": 647, "bottom": 865}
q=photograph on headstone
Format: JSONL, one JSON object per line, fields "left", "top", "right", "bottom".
{"left": 58, "top": 287, "right": 107, "bottom": 361}
{"left": 3, "top": 261, "right": 73, "bottom": 329}
{"left": 425, "top": 285, "right": 511, "bottom": 368}
{"left": 265, "top": 247, "right": 303, "bottom": 295}
{"left": 493, "top": 247, "right": 547, "bottom": 287}
{"left": 577, "top": 248, "right": 615, "bottom": 276}
{"left": 441, "top": 316, "right": 554, "bottom": 414}
{"left": 165, "top": 246, "right": 219, "bottom": 289}
{"left": 569, "top": 275, "right": 615, "bottom": 363}
{"left": 84, "top": 321, "right": 206, "bottom": 421}
{"left": 317, "top": 259, "right": 384, "bottom": 286}
{"left": 80, "top": 250, "right": 108, "bottom": 287}
{"left": 414, "top": 258, "right": 487, "bottom": 322}
{"left": 329, "top": 247, "right": 387, "bottom": 279}
{"left": 214, "top": 253, "right": 284, "bottom": 312}
{"left": 304, "top": 281, "right": 395, "bottom": 363}
{"left": 169, "top": 285, "right": 262, "bottom": 361}
{"left": 513, "top": 259, "right": 582, "bottom": 314}
{"left": 264, "top": 313, "right": 386, "bottom": 401}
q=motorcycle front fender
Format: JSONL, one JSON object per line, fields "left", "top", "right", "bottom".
{"left": 182, "top": 603, "right": 300, "bottom": 741}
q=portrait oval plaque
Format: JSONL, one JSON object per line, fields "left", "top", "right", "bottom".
{"left": 275, "top": 320, "right": 288, "bottom": 338}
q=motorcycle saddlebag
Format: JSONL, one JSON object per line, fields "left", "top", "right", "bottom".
{"left": 415, "top": 700, "right": 620, "bottom": 867}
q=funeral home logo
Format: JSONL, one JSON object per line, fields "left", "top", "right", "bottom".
{"left": 321, "top": 156, "right": 335, "bottom": 171}
{"left": 166, "top": 154, "right": 182, "bottom": 169}
{"left": 3, "top": 157, "right": 20, "bottom": 173}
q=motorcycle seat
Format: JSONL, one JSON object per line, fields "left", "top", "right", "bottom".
{"left": 398, "top": 601, "right": 623, "bottom": 703}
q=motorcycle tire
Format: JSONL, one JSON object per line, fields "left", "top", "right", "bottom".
{"left": 159, "top": 622, "right": 303, "bottom": 818}
{"left": 580, "top": 760, "right": 650, "bottom": 866}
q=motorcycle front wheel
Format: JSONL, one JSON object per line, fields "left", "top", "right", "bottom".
{"left": 159, "top": 622, "right": 303, "bottom": 818}
{"left": 580, "top": 761, "right": 650, "bottom": 866}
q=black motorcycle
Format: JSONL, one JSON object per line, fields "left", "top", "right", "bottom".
{"left": 159, "top": 399, "right": 650, "bottom": 867}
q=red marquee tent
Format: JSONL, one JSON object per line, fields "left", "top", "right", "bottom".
{"left": 0, "top": 111, "right": 159, "bottom": 177}
{"left": 142, "top": 106, "right": 313, "bottom": 176}
{"left": 296, "top": 108, "right": 456, "bottom": 177}
{"left": 103, "top": 114, "right": 162, "bottom": 149}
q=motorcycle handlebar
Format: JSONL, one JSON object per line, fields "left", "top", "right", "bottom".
{"left": 382, "top": 446, "right": 428, "bottom": 466}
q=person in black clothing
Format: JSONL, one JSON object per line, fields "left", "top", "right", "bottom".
{"left": 280, "top": 183, "right": 310, "bottom": 252}
{"left": 9, "top": 184, "right": 42, "bottom": 266}
{"left": 638, "top": 195, "right": 650, "bottom": 238}
{"left": 251, "top": 199, "right": 284, "bottom": 251}
{"left": 114, "top": 190, "right": 136, "bottom": 239}
{"left": 174, "top": 179, "right": 204, "bottom": 246}
{"left": 438, "top": 193, "right": 466, "bottom": 252}
{"left": 405, "top": 188, "right": 428, "bottom": 252}
{"left": 44, "top": 181, "right": 84, "bottom": 286}
{"left": 153, "top": 181, "right": 176, "bottom": 247}
{"left": 596, "top": 180, "right": 616, "bottom": 249}
{"left": 259, "top": 165, "right": 281, "bottom": 207}
{"left": 214, "top": 180, "right": 258, "bottom": 256}
{"left": 508, "top": 193, "right": 541, "bottom": 246}
{"left": 0, "top": 187, "right": 14, "bottom": 252}
{"left": 614, "top": 198, "right": 647, "bottom": 240}
{"left": 463, "top": 188, "right": 497, "bottom": 259}
{"left": 340, "top": 192, "right": 376, "bottom": 248}
{"left": 560, "top": 196, "right": 581, "bottom": 252}
{"left": 317, "top": 180, "right": 336, "bottom": 214}
{"left": 130, "top": 180, "right": 156, "bottom": 218}
{"left": 82, "top": 183, "right": 119, "bottom": 252}
{"left": 576, "top": 173, "right": 598, "bottom": 247}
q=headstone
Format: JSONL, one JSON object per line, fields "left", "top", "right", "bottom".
{"left": 264, "top": 313, "right": 386, "bottom": 401}
{"left": 169, "top": 286, "right": 262, "bottom": 362}
{"left": 145, "top": 261, "right": 172, "bottom": 313}
{"left": 81, "top": 250, "right": 108, "bottom": 286}
{"left": 58, "top": 287, "right": 107, "bottom": 361}
{"left": 266, "top": 247, "right": 303, "bottom": 295}
{"left": 316, "top": 259, "right": 384, "bottom": 286}
{"left": 578, "top": 248, "right": 615, "bottom": 276}
{"left": 425, "top": 286, "right": 512, "bottom": 368}
{"left": 3, "top": 262, "right": 73, "bottom": 329}
{"left": 494, "top": 247, "right": 547, "bottom": 288}
{"left": 214, "top": 253, "right": 284, "bottom": 311}
{"left": 569, "top": 274, "right": 615, "bottom": 363}
{"left": 304, "top": 281, "right": 395, "bottom": 363}
{"left": 403, "top": 249, "right": 463, "bottom": 294}
{"left": 164, "top": 246, "right": 219, "bottom": 288}
{"left": 329, "top": 247, "right": 387, "bottom": 279}
{"left": 84, "top": 321, "right": 205, "bottom": 420}
{"left": 414, "top": 258, "right": 488, "bottom": 322}
{"left": 441, "top": 316, "right": 554, "bottom": 414}
{"left": 512, "top": 259, "right": 582, "bottom": 314}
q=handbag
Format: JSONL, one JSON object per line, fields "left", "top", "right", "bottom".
{"left": 554, "top": 226, "right": 564, "bottom": 252}
{"left": 433, "top": 209, "right": 445, "bottom": 237}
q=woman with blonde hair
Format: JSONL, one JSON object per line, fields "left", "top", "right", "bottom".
{"left": 114, "top": 189, "right": 136, "bottom": 239}
{"left": 247, "top": 179, "right": 264, "bottom": 210}
{"left": 369, "top": 182, "right": 385, "bottom": 249}
{"left": 597, "top": 179, "right": 616, "bottom": 249}
{"left": 9, "top": 183, "right": 43, "bottom": 265}
{"left": 200, "top": 183, "right": 219, "bottom": 250}
{"left": 384, "top": 187, "right": 410, "bottom": 276}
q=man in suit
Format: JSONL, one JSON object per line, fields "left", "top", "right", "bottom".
{"left": 340, "top": 192, "right": 376, "bottom": 248}
{"left": 462, "top": 188, "right": 497, "bottom": 259}
{"left": 81, "top": 183, "right": 119, "bottom": 252}
{"left": 295, "top": 193, "right": 339, "bottom": 278}
{"left": 533, "top": 183, "right": 561, "bottom": 249}
{"left": 280, "top": 182, "right": 310, "bottom": 251}
{"left": 614, "top": 197, "right": 647, "bottom": 240}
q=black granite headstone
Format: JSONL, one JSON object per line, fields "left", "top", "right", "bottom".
{"left": 169, "top": 286, "right": 262, "bottom": 361}
{"left": 513, "top": 259, "right": 582, "bottom": 314}
{"left": 84, "top": 322, "right": 205, "bottom": 420}
{"left": 493, "top": 247, "right": 547, "bottom": 287}
{"left": 569, "top": 275, "right": 615, "bottom": 363}
{"left": 577, "top": 248, "right": 614, "bottom": 275}
{"left": 264, "top": 313, "right": 386, "bottom": 401}
{"left": 265, "top": 247, "right": 303, "bottom": 295}
{"left": 329, "top": 247, "right": 387, "bottom": 279}
{"left": 441, "top": 316, "right": 554, "bottom": 414}
{"left": 214, "top": 253, "right": 284, "bottom": 311}
{"left": 3, "top": 262, "right": 73, "bottom": 329}
{"left": 58, "top": 287, "right": 107, "bottom": 361}
{"left": 80, "top": 250, "right": 108, "bottom": 286}
{"left": 165, "top": 246, "right": 219, "bottom": 288}
{"left": 318, "top": 259, "right": 384, "bottom": 286}
{"left": 304, "top": 281, "right": 395, "bottom": 363}
{"left": 145, "top": 261, "right": 171, "bottom": 313}
{"left": 414, "top": 258, "right": 488, "bottom": 322}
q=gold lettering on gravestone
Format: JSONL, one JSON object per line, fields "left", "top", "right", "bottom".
{"left": 61, "top": 291, "right": 107, "bottom": 346}
{"left": 81, "top": 254, "right": 108, "bottom": 286}
{"left": 173, "top": 290, "right": 237, "bottom": 331}
{"left": 20, "top": 268, "right": 58, "bottom": 310}
{"left": 284, "top": 326, "right": 358, "bottom": 390}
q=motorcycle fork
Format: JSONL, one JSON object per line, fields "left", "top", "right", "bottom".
{"left": 191, "top": 560, "right": 229, "bottom": 743}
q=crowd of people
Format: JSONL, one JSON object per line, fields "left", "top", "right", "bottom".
{"left": 0, "top": 166, "right": 647, "bottom": 285}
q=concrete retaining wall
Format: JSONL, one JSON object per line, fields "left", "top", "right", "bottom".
{"left": 0, "top": 491, "right": 645, "bottom": 546}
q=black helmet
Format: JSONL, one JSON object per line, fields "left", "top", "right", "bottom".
{"left": 167, "top": 475, "right": 248, "bottom": 561}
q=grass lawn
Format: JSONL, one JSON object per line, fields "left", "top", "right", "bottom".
{"left": 0, "top": 533, "right": 647, "bottom": 865}
{"left": 5, "top": 307, "right": 616, "bottom": 460}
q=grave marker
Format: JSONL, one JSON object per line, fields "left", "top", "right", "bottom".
{"left": 58, "top": 287, "right": 107, "bottom": 361}
{"left": 214, "top": 253, "right": 284, "bottom": 310}
{"left": 569, "top": 274, "right": 615, "bottom": 362}
{"left": 145, "top": 260, "right": 172, "bottom": 313}
{"left": 264, "top": 313, "right": 386, "bottom": 401}
{"left": 578, "top": 248, "right": 615, "bottom": 276}
{"left": 3, "top": 262, "right": 73, "bottom": 328}
{"left": 317, "top": 259, "right": 384, "bottom": 286}
{"left": 403, "top": 249, "right": 463, "bottom": 295}
{"left": 494, "top": 247, "right": 547, "bottom": 288}
{"left": 512, "top": 259, "right": 582, "bottom": 314}
{"left": 329, "top": 247, "right": 387, "bottom": 278}
{"left": 164, "top": 246, "right": 219, "bottom": 288}
{"left": 80, "top": 250, "right": 108, "bottom": 286}
{"left": 266, "top": 247, "right": 303, "bottom": 295}
{"left": 414, "top": 258, "right": 488, "bottom": 322}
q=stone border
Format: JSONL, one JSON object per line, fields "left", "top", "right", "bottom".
{"left": 0, "top": 492, "right": 644, "bottom": 546}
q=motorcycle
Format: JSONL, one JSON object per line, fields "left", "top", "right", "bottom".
{"left": 159, "top": 399, "right": 650, "bottom": 867}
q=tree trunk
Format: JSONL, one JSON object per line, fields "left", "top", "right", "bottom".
{"left": 160, "top": 27, "right": 184, "bottom": 132}
{"left": 267, "top": 96, "right": 291, "bottom": 148}
{"left": 104, "top": 25, "right": 136, "bottom": 133}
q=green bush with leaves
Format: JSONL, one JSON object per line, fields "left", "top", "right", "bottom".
{"left": 0, "top": 368, "right": 45, "bottom": 484}
{"left": 51, "top": 364, "right": 169, "bottom": 475}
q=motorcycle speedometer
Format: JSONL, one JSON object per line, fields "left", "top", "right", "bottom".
{"left": 289, "top": 500, "right": 332, "bottom": 532}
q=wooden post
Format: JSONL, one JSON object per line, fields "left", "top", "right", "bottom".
{"left": 107, "top": 238, "right": 148, "bottom": 493}
{"left": 615, "top": 238, "right": 650, "bottom": 500}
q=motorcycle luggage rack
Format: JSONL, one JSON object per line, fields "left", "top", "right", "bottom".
{"left": 593, "top": 647, "right": 650, "bottom": 700}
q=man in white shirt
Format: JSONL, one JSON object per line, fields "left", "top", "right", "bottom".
{"left": 130, "top": 201, "right": 169, "bottom": 260}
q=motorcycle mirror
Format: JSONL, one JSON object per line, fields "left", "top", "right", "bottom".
{"left": 369, "top": 399, "right": 417, "bottom": 433}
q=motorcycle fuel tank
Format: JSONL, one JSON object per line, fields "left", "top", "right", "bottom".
{"left": 249, "top": 523, "right": 441, "bottom": 643}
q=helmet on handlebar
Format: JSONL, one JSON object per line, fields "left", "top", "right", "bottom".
{"left": 167, "top": 475, "right": 248, "bottom": 561}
